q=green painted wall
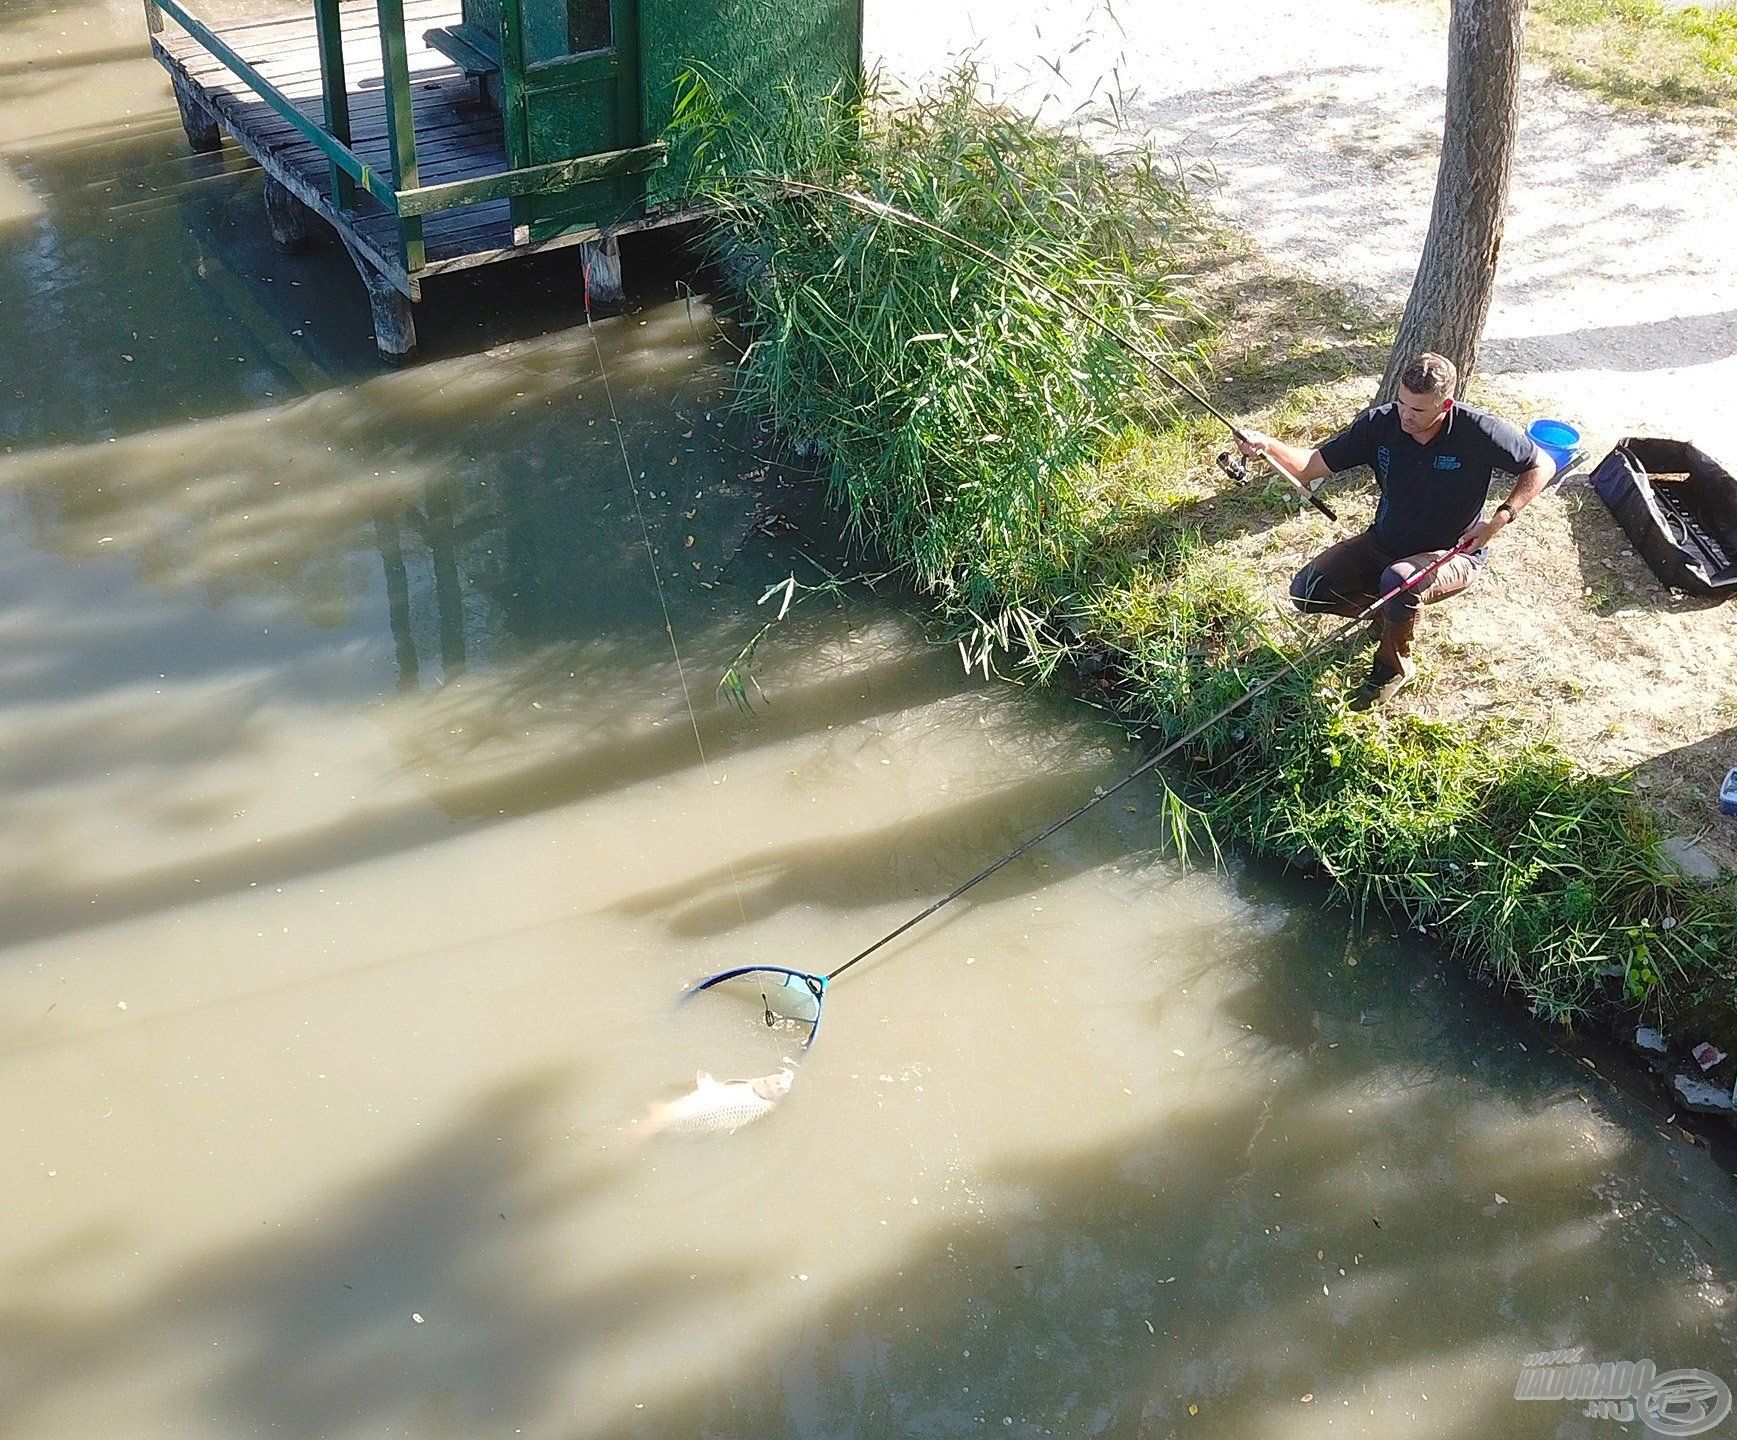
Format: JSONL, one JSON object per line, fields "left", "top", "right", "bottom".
{"left": 447, "top": 0, "right": 860, "bottom": 236}
{"left": 638, "top": 0, "right": 862, "bottom": 210}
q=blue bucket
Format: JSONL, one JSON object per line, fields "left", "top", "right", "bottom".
{"left": 1528, "top": 418, "right": 1581, "bottom": 472}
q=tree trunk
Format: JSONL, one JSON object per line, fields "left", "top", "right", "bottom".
{"left": 1379, "top": 0, "right": 1529, "bottom": 402}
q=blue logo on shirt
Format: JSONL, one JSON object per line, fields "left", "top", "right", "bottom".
{"left": 1433, "top": 455, "right": 1462, "bottom": 470}
{"left": 1375, "top": 445, "right": 1390, "bottom": 480}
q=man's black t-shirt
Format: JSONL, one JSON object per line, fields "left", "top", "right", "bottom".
{"left": 1318, "top": 401, "right": 1539, "bottom": 558}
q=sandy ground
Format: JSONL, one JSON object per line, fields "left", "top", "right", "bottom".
{"left": 868, "top": 0, "right": 1737, "bottom": 869}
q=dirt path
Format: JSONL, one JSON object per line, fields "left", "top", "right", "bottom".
{"left": 869, "top": 0, "right": 1737, "bottom": 869}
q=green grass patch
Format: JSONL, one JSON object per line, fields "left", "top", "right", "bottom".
{"left": 1529, "top": 0, "right": 1737, "bottom": 122}
{"left": 674, "top": 69, "right": 1737, "bottom": 1043}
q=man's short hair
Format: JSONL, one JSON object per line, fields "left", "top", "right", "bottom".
{"left": 1399, "top": 352, "right": 1457, "bottom": 399}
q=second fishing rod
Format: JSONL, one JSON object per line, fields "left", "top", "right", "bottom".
{"left": 734, "top": 174, "right": 1340, "bottom": 524}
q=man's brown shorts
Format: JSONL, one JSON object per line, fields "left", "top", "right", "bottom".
{"left": 1291, "top": 530, "right": 1483, "bottom": 622}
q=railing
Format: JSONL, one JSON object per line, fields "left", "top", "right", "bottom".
{"left": 143, "top": 0, "right": 664, "bottom": 276}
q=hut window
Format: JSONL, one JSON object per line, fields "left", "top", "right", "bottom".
{"left": 524, "top": 0, "right": 611, "bottom": 64}
{"left": 569, "top": 0, "right": 610, "bottom": 52}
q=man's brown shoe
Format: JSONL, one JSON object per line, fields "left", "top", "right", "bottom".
{"left": 1349, "top": 656, "right": 1416, "bottom": 712}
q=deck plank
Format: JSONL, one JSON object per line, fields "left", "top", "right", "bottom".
{"left": 151, "top": 0, "right": 687, "bottom": 289}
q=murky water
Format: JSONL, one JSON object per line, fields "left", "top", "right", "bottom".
{"left": 5, "top": 7, "right": 1737, "bottom": 1438}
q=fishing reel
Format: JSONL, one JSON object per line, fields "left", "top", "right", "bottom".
{"left": 1215, "top": 443, "right": 1338, "bottom": 521}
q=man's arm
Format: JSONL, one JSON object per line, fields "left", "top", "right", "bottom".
{"left": 1235, "top": 431, "right": 1333, "bottom": 487}
{"left": 1456, "top": 454, "right": 1557, "bottom": 549}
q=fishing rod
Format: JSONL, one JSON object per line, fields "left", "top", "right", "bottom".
{"left": 691, "top": 538, "right": 1475, "bottom": 1043}
{"left": 734, "top": 174, "right": 1338, "bottom": 523}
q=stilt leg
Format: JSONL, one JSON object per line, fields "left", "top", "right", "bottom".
{"left": 366, "top": 283, "right": 417, "bottom": 362}
{"left": 263, "top": 177, "right": 315, "bottom": 253}
{"left": 172, "top": 73, "right": 220, "bottom": 154}
{"left": 580, "top": 233, "right": 624, "bottom": 310}
{"left": 342, "top": 238, "right": 417, "bottom": 362}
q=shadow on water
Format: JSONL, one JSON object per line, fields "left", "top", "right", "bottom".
{"left": 611, "top": 763, "right": 1154, "bottom": 941}
{"left": 1, "top": 123, "right": 373, "bottom": 445}
{"left": 0, "top": 41, "right": 144, "bottom": 84}
{"left": 0, "top": 137, "right": 856, "bottom": 954}
{"left": 0, "top": 98, "right": 717, "bottom": 453}
{"left": 3, "top": 897, "right": 1733, "bottom": 1440}
{"left": 0, "top": 1067, "right": 764, "bottom": 1440}
{"left": 0, "top": 368, "right": 928, "bottom": 949}
{"left": 0, "top": 309, "right": 966, "bottom": 946}
{"left": 652, "top": 900, "right": 1737, "bottom": 1439}
{"left": 4, "top": 21, "right": 1736, "bottom": 1436}
{"left": 0, "top": 0, "right": 102, "bottom": 38}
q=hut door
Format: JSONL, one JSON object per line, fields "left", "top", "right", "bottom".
{"left": 505, "top": 0, "right": 642, "bottom": 241}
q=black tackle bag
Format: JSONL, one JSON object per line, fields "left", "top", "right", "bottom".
{"left": 1589, "top": 437, "right": 1737, "bottom": 599}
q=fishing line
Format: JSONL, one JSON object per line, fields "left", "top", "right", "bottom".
{"left": 581, "top": 254, "right": 749, "bottom": 927}
{"left": 829, "top": 541, "right": 1473, "bottom": 978}
{"left": 691, "top": 540, "right": 1477, "bottom": 1041}
{"left": 685, "top": 173, "right": 1457, "bottom": 1046}
{"left": 732, "top": 174, "right": 1339, "bottom": 522}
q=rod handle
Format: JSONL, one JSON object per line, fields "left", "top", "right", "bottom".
{"left": 1251, "top": 449, "right": 1337, "bottom": 521}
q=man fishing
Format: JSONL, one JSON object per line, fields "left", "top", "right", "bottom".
{"left": 1237, "top": 352, "right": 1555, "bottom": 710}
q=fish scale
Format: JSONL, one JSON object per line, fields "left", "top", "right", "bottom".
{"left": 643, "top": 1069, "right": 794, "bottom": 1138}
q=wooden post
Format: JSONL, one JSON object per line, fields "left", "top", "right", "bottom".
{"left": 263, "top": 176, "right": 315, "bottom": 252}
{"left": 311, "top": 0, "right": 355, "bottom": 211}
{"left": 374, "top": 0, "right": 424, "bottom": 273}
{"left": 171, "top": 72, "right": 220, "bottom": 153}
{"left": 580, "top": 233, "right": 624, "bottom": 308}
{"left": 366, "top": 278, "right": 417, "bottom": 361}
{"left": 341, "top": 236, "right": 417, "bottom": 361}
{"left": 497, "top": 0, "right": 531, "bottom": 240}
{"left": 142, "top": 0, "right": 163, "bottom": 37}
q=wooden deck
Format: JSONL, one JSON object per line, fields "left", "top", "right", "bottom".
{"left": 151, "top": 0, "right": 671, "bottom": 297}
{"left": 153, "top": 0, "right": 523, "bottom": 286}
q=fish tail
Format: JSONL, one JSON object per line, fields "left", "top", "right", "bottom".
{"left": 626, "top": 1104, "right": 668, "bottom": 1144}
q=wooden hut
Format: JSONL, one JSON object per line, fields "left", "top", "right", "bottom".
{"left": 144, "top": 0, "right": 861, "bottom": 358}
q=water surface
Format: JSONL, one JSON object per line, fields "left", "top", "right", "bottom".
{"left": 3, "top": 9, "right": 1736, "bottom": 1437}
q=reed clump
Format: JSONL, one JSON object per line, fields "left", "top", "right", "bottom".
{"left": 675, "top": 73, "right": 1737, "bottom": 1044}
{"left": 674, "top": 66, "right": 1205, "bottom": 631}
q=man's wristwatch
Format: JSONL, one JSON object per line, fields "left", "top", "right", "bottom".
{"left": 1495, "top": 503, "right": 1518, "bottom": 525}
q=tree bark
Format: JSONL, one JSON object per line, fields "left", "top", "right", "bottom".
{"left": 1379, "top": 0, "right": 1529, "bottom": 402}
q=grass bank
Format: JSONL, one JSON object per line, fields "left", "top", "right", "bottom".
{"left": 675, "top": 72, "right": 1737, "bottom": 1047}
{"left": 1528, "top": 0, "right": 1737, "bottom": 125}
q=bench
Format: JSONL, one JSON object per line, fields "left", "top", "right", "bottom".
{"left": 423, "top": 22, "right": 500, "bottom": 79}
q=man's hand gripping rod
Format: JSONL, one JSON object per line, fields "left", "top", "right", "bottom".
{"left": 1214, "top": 436, "right": 1338, "bottom": 523}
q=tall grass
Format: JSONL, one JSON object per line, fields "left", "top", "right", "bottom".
{"left": 1085, "top": 534, "right": 1736, "bottom": 1029}
{"left": 675, "top": 67, "right": 1205, "bottom": 644}
{"left": 674, "top": 73, "right": 1737, "bottom": 1041}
